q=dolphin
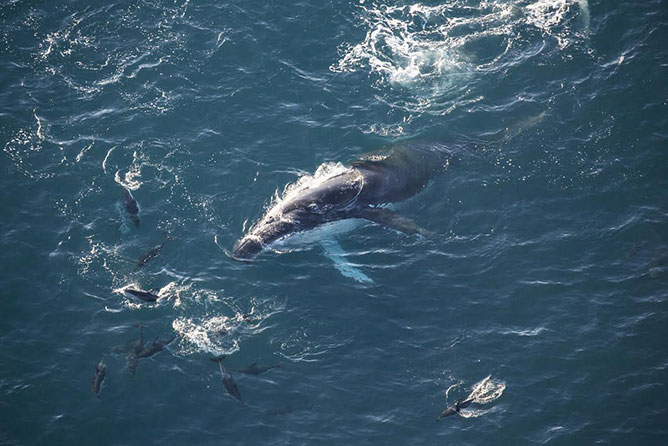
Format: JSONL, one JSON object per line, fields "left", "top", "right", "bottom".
{"left": 124, "top": 288, "right": 160, "bottom": 302}
{"left": 210, "top": 356, "right": 244, "bottom": 404}
{"left": 438, "top": 398, "right": 473, "bottom": 420}
{"left": 127, "top": 324, "right": 144, "bottom": 376}
{"left": 232, "top": 143, "right": 450, "bottom": 264}
{"left": 233, "top": 362, "right": 283, "bottom": 375}
{"left": 122, "top": 187, "right": 140, "bottom": 227}
{"left": 137, "top": 335, "right": 176, "bottom": 359}
{"left": 136, "top": 232, "right": 172, "bottom": 269}
{"left": 91, "top": 359, "right": 106, "bottom": 398}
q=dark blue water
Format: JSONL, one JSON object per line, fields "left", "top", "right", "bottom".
{"left": 2, "top": 0, "right": 667, "bottom": 444}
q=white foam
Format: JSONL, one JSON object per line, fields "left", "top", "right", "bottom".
{"left": 33, "top": 111, "right": 44, "bottom": 140}
{"left": 331, "top": 3, "right": 476, "bottom": 95}
{"left": 113, "top": 150, "right": 144, "bottom": 190}
{"left": 443, "top": 375, "right": 506, "bottom": 418}
{"left": 466, "top": 375, "right": 506, "bottom": 404}
{"left": 172, "top": 315, "right": 246, "bottom": 356}
{"left": 332, "top": 0, "right": 590, "bottom": 103}
{"left": 526, "top": 0, "right": 589, "bottom": 49}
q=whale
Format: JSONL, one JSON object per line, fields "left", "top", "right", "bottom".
{"left": 232, "top": 142, "right": 451, "bottom": 278}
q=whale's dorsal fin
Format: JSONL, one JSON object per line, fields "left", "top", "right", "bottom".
{"left": 320, "top": 238, "right": 373, "bottom": 284}
{"left": 355, "top": 208, "right": 435, "bottom": 239}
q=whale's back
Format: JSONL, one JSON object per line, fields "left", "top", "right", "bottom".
{"left": 354, "top": 143, "right": 448, "bottom": 203}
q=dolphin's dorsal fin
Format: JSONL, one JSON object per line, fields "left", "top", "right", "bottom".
{"left": 248, "top": 362, "right": 258, "bottom": 368}
{"left": 355, "top": 207, "right": 435, "bottom": 239}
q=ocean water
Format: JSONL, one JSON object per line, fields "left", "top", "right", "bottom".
{"left": 1, "top": 0, "right": 667, "bottom": 444}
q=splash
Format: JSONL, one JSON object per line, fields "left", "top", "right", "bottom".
{"left": 172, "top": 314, "right": 247, "bottom": 356}
{"left": 332, "top": 0, "right": 590, "bottom": 115}
{"left": 331, "top": 3, "right": 482, "bottom": 95}
{"left": 467, "top": 375, "right": 506, "bottom": 404}
{"left": 443, "top": 375, "right": 506, "bottom": 418}
{"left": 113, "top": 150, "right": 145, "bottom": 190}
{"left": 112, "top": 281, "right": 185, "bottom": 308}
{"left": 526, "top": 0, "right": 590, "bottom": 49}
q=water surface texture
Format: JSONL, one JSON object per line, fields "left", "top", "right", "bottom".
{"left": 1, "top": 0, "right": 667, "bottom": 444}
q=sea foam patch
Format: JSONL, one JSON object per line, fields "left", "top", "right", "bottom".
{"left": 332, "top": 0, "right": 590, "bottom": 109}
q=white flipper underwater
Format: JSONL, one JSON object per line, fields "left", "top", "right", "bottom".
{"left": 320, "top": 238, "right": 373, "bottom": 284}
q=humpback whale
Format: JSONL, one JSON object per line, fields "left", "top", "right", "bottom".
{"left": 232, "top": 143, "right": 450, "bottom": 279}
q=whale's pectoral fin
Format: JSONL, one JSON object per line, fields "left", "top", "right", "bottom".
{"left": 320, "top": 238, "right": 373, "bottom": 284}
{"left": 356, "top": 208, "right": 435, "bottom": 239}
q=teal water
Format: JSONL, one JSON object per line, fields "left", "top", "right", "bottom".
{"left": 1, "top": 0, "right": 667, "bottom": 444}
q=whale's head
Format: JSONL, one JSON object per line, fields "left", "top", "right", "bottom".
{"left": 232, "top": 165, "right": 363, "bottom": 261}
{"left": 231, "top": 211, "right": 310, "bottom": 261}
{"left": 231, "top": 235, "right": 264, "bottom": 261}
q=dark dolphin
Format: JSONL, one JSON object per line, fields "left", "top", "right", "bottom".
{"left": 438, "top": 398, "right": 473, "bottom": 420}
{"left": 127, "top": 324, "right": 144, "bottom": 376}
{"left": 124, "top": 288, "right": 160, "bottom": 302}
{"left": 91, "top": 359, "right": 106, "bottom": 398}
{"left": 122, "top": 187, "right": 140, "bottom": 227}
{"left": 137, "top": 335, "right": 176, "bottom": 359}
{"left": 232, "top": 142, "right": 451, "bottom": 260}
{"left": 265, "top": 406, "right": 293, "bottom": 416}
{"left": 210, "top": 356, "right": 244, "bottom": 404}
{"left": 136, "top": 232, "right": 172, "bottom": 269}
{"left": 233, "top": 362, "right": 283, "bottom": 375}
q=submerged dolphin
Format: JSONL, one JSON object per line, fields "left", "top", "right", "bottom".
{"left": 91, "top": 359, "right": 106, "bottom": 398}
{"left": 136, "top": 335, "right": 176, "bottom": 359}
{"left": 232, "top": 143, "right": 450, "bottom": 262}
{"left": 136, "top": 232, "right": 172, "bottom": 269}
{"left": 210, "top": 356, "right": 244, "bottom": 404}
{"left": 233, "top": 362, "right": 283, "bottom": 375}
{"left": 122, "top": 187, "right": 140, "bottom": 227}
{"left": 127, "top": 324, "right": 144, "bottom": 376}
